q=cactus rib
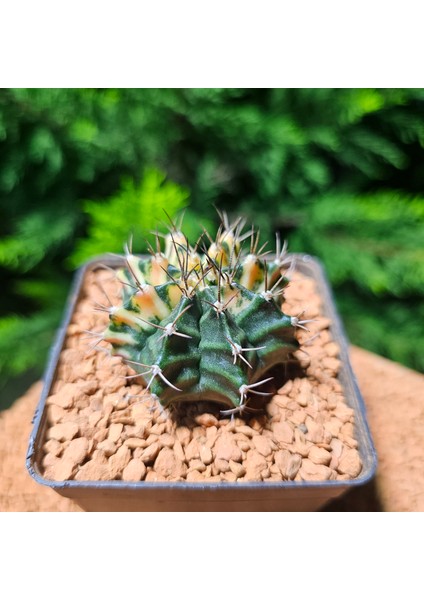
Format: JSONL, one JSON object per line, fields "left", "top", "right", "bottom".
{"left": 101, "top": 214, "right": 300, "bottom": 413}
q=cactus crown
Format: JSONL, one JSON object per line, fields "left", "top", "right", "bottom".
{"left": 101, "top": 213, "right": 304, "bottom": 415}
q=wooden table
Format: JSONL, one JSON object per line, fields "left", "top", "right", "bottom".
{"left": 1, "top": 347, "right": 423, "bottom": 511}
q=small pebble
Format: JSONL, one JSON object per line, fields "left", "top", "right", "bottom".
{"left": 200, "top": 445, "right": 213, "bottom": 465}
{"left": 109, "top": 445, "right": 131, "bottom": 478}
{"left": 49, "top": 458, "right": 76, "bottom": 481}
{"left": 214, "top": 458, "right": 230, "bottom": 473}
{"left": 62, "top": 437, "right": 89, "bottom": 466}
{"left": 108, "top": 423, "right": 124, "bottom": 443}
{"left": 124, "top": 438, "right": 147, "bottom": 450}
{"left": 272, "top": 421, "right": 294, "bottom": 444}
{"left": 244, "top": 450, "right": 268, "bottom": 481}
{"left": 43, "top": 439, "right": 62, "bottom": 457}
{"left": 214, "top": 433, "right": 242, "bottom": 462}
{"left": 97, "top": 439, "right": 117, "bottom": 457}
{"left": 47, "top": 422, "right": 79, "bottom": 443}
{"left": 337, "top": 448, "right": 362, "bottom": 478}
{"left": 308, "top": 446, "right": 332, "bottom": 466}
{"left": 195, "top": 413, "right": 219, "bottom": 427}
{"left": 155, "top": 447, "right": 187, "bottom": 479}
{"left": 252, "top": 436, "right": 273, "bottom": 457}
{"left": 122, "top": 459, "right": 147, "bottom": 481}
{"left": 184, "top": 438, "right": 200, "bottom": 461}
{"left": 229, "top": 460, "right": 246, "bottom": 478}
{"left": 75, "top": 460, "right": 111, "bottom": 481}
{"left": 140, "top": 442, "right": 160, "bottom": 463}
{"left": 286, "top": 454, "right": 302, "bottom": 480}
{"left": 186, "top": 470, "right": 204, "bottom": 482}
{"left": 188, "top": 459, "right": 206, "bottom": 473}
{"left": 299, "top": 459, "right": 332, "bottom": 482}
{"left": 175, "top": 426, "right": 191, "bottom": 447}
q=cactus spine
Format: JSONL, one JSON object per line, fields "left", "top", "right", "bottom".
{"left": 101, "top": 215, "right": 307, "bottom": 415}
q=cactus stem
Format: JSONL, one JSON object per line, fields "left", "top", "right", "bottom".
{"left": 101, "top": 214, "right": 302, "bottom": 412}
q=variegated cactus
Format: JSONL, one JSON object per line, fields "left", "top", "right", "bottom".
{"left": 98, "top": 215, "right": 311, "bottom": 415}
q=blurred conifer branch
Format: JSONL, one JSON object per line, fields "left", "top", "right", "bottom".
{"left": 0, "top": 88, "right": 423, "bottom": 398}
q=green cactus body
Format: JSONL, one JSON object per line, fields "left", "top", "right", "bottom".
{"left": 101, "top": 216, "right": 303, "bottom": 414}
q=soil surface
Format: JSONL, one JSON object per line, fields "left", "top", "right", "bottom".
{"left": 1, "top": 347, "right": 423, "bottom": 510}
{"left": 38, "top": 267, "right": 362, "bottom": 484}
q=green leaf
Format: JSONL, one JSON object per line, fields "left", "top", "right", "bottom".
{"left": 0, "top": 310, "right": 62, "bottom": 379}
{"left": 289, "top": 191, "right": 424, "bottom": 297}
{"left": 71, "top": 168, "right": 190, "bottom": 265}
{"left": 0, "top": 209, "right": 78, "bottom": 271}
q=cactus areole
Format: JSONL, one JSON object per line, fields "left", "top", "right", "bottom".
{"left": 101, "top": 215, "right": 309, "bottom": 416}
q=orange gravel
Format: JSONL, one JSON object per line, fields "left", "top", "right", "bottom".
{"left": 37, "top": 267, "right": 363, "bottom": 485}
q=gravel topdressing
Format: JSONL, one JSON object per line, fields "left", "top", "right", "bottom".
{"left": 40, "top": 267, "right": 363, "bottom": 484}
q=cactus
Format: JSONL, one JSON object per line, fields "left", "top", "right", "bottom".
{"left": 99, "top": 215, "right": 311, "bottom": 415}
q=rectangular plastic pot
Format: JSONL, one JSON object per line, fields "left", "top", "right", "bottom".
{"left": 26, "top": 254, "right": 377, "bottom": 511}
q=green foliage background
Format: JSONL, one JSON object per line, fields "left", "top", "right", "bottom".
{"left": 1, "top": 88, "right": 423, "bottom": 406}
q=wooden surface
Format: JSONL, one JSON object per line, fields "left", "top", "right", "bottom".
{"left": 1, "top": 346, "right": 423, "bottom": 512}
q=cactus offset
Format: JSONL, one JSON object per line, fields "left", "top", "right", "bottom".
{"left": 101, "top": 215, "right": 306, "bottom": 415}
